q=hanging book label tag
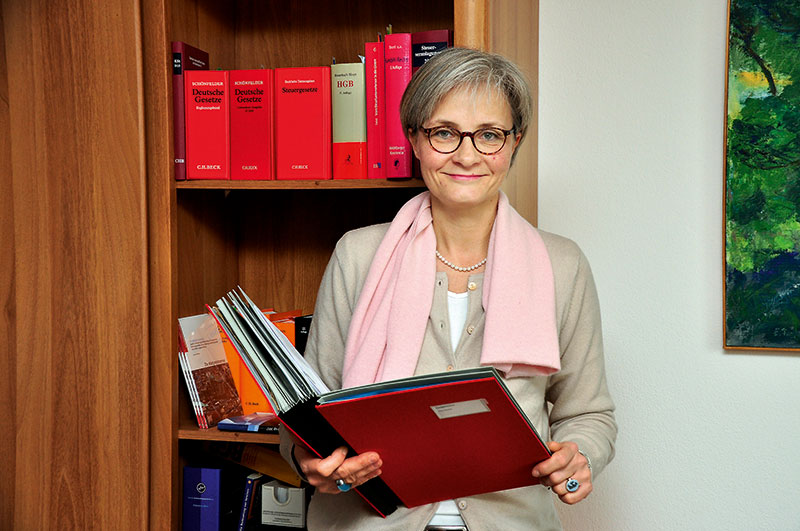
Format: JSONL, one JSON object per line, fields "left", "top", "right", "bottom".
{"left": 431, "top": 398, "right": 490, "bottom": 419}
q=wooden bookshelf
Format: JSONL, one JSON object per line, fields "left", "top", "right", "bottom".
{"left": 142, "top": 0, "right": 539, "bottom": 528}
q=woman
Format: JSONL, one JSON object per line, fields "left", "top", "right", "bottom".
{"left": 281, "top": 47, "right": 617, "bottom": 530}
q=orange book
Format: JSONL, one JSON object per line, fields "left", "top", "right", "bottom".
{"left": 238, "top": 367, "right": 273, "bottom": 415}
{"left": 268, "top": 309, "right": 302, "bottom": 346}
{"left": 266, "top": 309, "right": 302, "bottom": 321}
{"left": 272, "top": 319, "right": 296, "bottom": 346}
{"left": 218, "top": 320, "right": 274, "bottom": 415}
{"left": 213, "top": 307, "right": 301, "bottom": 415}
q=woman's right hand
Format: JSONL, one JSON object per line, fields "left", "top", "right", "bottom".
{"left": 293, "top": 444, "right": 383, "bottom": 494}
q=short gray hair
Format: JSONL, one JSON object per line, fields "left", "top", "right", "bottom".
{"left": 400, "top": 47, "right": 533, "bottom": 156}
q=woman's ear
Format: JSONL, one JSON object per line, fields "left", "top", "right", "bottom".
{"left": 513, "top": 132, "right": 523, "bottom": 150}
{"left": 408, "top": 129, "right": 422, "bottom": 158}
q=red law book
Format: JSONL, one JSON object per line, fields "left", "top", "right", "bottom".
{"left": 185, "top": 70, "right": 230, "bottom": 179}
{"left": 171, "top": 42, "right": 209, "bottom": 181}
{"left": 384, "top": 33, "right": 412, "bottom": 179}
{"left": 274, "top": 67, "right": 332, "bottom": 180}
{"left": 411, "top": 29, "right": 453, "bottom": 75}
{"left": 229, "top": 69, "right": 274, "bottom": 180}
{"left": 365, "top": 40, "right": 386, "bottom": 179}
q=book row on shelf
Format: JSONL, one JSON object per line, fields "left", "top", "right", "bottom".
{"left": 179, "top": 306, "right": 311, "bottom": 429}
{"left": 179, "top": 300, "right": 312, "bottom": 528}
{"left": 172, "top": 29, "right": 452, "bottom": 182}
{"left": 183, "top": 459, "right": 310, "bottom": 530}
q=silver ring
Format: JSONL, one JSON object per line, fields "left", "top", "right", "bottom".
{"left": 565, "top": 478, "right": 580, "bottom": 493}
{"left": 335, "top": 479, "right": 351, "bottom": 492}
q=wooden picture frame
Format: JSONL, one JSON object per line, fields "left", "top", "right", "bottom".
{"left": 723, "top": 0, "right": 800, "bottom": 350}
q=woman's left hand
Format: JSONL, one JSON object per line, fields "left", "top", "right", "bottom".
{"left": 531, "top": 441, "right": 592, "bottom": 504}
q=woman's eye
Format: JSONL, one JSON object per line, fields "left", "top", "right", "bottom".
{"left": 479, "top": 130, "right": 503, "bottom": 141}
{"left": 432, "top": 128, "right": 456, "bottom": 139}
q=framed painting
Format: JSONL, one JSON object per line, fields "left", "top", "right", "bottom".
{"left": 724, "top": 0, "right": 800, "bottom": 350}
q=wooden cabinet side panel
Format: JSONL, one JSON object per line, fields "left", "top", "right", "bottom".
{"left": 454, "top": 0, "right": 489, "bottom": 49}
{"left": 4, "top": 1, "right": 150, "bottom": 529}
{"left": 0, "top": 2, "right": 17, "bottom": 528}
{"left": 142, "top": 0, "right": 179, "bottom": 528}
{"left": 489, "top": 0, "right": 539, "bottom": 225}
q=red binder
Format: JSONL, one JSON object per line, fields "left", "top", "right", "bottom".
{"left": 314, "top": 374, "right": 551, "bottom": 508}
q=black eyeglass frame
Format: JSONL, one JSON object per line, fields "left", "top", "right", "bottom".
{"left": 420, "top": 125, "right": 516, "bottom": 155}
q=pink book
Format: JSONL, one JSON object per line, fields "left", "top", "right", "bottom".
{"left": 366, "top": 40, "right": 386, "bottom": 179}
{"left": 384, "top": 33, "right": 412, "bottom": 179}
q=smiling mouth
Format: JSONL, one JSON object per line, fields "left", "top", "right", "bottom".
{"left": 447, "top": 173, "right": 484, "bottom": 180}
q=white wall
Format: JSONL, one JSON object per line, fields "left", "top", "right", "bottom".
{"left": 538, "top": 1, "right": 800, "bottom": 530}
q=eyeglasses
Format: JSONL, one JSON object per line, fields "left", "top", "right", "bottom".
{"left": 421, "top": 125, "right": 515, "bottom": 155}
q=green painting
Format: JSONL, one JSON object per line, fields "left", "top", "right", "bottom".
{"left": 725, "top": 0, "right": 800, "bottom": 349}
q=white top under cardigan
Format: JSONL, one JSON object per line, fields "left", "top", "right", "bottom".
{"left": 428, "top": 290, "right": 471, "bottom": 527}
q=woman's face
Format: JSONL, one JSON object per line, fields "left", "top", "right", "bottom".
{"left": 409, "top": 87, "right": 520, "bottom": 213}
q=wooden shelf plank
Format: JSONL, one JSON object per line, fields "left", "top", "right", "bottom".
{"left": 178, "top": 424, "right": 280, "bottom": 445}
{"left": 175, "top": 178, "right": 426, "bottom": 190}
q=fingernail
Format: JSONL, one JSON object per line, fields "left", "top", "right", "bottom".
{"left": 532, "top": 470, "right": 540, "bottom": 478}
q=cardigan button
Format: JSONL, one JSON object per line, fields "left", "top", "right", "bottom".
{"left": 466, "top": 325, "right": 475, "bottom": 335}
{"left": 467, "top": 281, "right": 477, "bottom": 291}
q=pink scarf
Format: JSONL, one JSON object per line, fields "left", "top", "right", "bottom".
{"left": 342, "top": 191, "right": 560, "bottom": 387}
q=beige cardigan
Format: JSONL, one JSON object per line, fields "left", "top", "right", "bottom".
{"left": 280, "top": 222, "right": 617, "bottom": 531}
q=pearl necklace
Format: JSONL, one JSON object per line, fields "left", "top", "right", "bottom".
{"left": 435, "top": 250, "right": 487, "bottom": 272}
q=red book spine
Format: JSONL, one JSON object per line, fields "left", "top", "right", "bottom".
{"left": 230, "top": 69, "right": 274, "bottom": 180}
{"left": 366, "top": 41, "right": 386, "bottom": 179}
{"left": 274, "top": 67, "right": 332, "bottom": 180}
{"left": 171, "top": 42, "right": 209, "bottom": 181}
{"left": 185, "top": 70, "right": 230, "bottom": 179}
{"left": 411, "top": 30, "right": 453, "bottom": 75}
{"left": 384, "top": 33, "right": 412, "bottom": 179}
